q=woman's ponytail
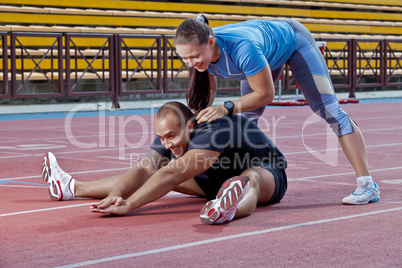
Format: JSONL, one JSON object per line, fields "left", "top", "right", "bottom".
{"left": 186, "top": 67, "right": 210, "bottom": 112}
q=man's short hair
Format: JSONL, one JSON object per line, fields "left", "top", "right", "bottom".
{"left": 156, "top": 101, "right": 195, "bottom": 128}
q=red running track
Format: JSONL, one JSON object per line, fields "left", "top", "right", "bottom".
{"left": 1, "top": 101, "right": 402, "bottom": 267}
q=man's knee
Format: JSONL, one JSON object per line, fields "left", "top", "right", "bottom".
{"left": 241, "top": 167, "right": 275, "bottom": 204}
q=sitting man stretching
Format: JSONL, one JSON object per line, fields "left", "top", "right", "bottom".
{"left": 42, "top": 101, "right": 287, "bottom": 224}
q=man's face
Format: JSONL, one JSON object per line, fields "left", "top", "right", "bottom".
{"left": 154, "top": 114, "right": 193, "bottom": 158}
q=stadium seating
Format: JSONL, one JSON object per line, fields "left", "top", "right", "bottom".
{"left": 0, "top": 0, "right": 401, "bottom": 36}
{"left": 0, "top": 0, "right": 401, "bottom": 102}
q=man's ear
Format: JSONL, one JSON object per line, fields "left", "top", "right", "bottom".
{"left": 186, "top": 120, "right": 195, "bottom": 132}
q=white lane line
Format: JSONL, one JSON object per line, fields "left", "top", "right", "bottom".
{"left": 9, "top": 163, "right": 398, "bottom": 190}
{"left": 0, "top": 167, "right": 128, "bottom": 181}
{"left": 285, "top": 142, "right": 402, "bottom": 155}
{"left": 2, "top": 163, "right": 401, "bottom": 218}
{"left": 0, "top": 185, "right": 48, "bottom": 189}
{"left": 54, "top": 206, "right": 402, "bottom": 268}
{"left": 0, "top": 146, "right": 149, "bottom": 159}
{"left": 1, "top": 138, "right": 400, "bottom": 162}
{"left": 0, "top": 192, "right": 190, "bottom": 218}
{"left": 0, "top": 203, "right": 91, "bottom": 217}
{"left": 289, "top": 166, "right": 402, "bottom": 181}
{"left": 276, "top": 127, "right": 402, "bottom": 139}
{"left": 3, "top": 164, "right": 402, "bottom": 193}
{"left": 1, "top": 122, "right": 401, "bottom": 159}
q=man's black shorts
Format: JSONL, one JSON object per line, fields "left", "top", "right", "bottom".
{"left": 257, "top": 162, "right": 287, "bottom": 204}
{"left": 195, "top": 163, "right": 287, "bottom": 204}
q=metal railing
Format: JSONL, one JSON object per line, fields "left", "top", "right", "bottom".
{"left": 0, "top": 32, "right": 401, "bottom": 107}
{"left": 0, "top": 32, "right": 8, "bottom": 99}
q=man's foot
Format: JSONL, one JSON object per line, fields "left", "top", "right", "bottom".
{"left": 42, "top": 152, "right": 75, "bottom": 201}
{"left": 200, "top": 176, "right": 249, "bottom": 225}
{"left": 342, "top": 177, "right": 380, "bottom": 205}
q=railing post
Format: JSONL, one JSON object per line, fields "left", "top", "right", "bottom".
{"left": 112, "top": 34, "right": 120, "bottom": 108}
{"left": 380, "top": 39, "right": 384, "bottom": 87}
{"left": 383, "top": 39, "right": 388, "bottom": 87}
{"left": 162, "top": 35, "right": 168, "bottom": 94}
{"left": 157, "top": 36, "right": 162, "bottom": 92}
{"left": 349, "top": 38, "right": 356, "bottom": 98}
{"left": 57, "top": 35, "right": 63, "bottom": 97}
{"left": 10, "top": 32, "right": 16, "bottom": 98}
{"left": 64, "top": 33, "right": 71, "bottom": 97}
{"left": 1, "top": 33, "right": 8, "bottom": 98}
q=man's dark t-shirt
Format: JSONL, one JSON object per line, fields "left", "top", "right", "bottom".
{"left": 151, "top": 115, "right": 287, "bottom": 199}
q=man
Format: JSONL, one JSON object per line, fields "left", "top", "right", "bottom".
{"left": 42, "top": 101, "right": 287, "bottom": 225}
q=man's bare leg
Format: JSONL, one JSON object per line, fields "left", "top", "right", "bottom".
{"left": 173, "top": 178, "right": 206, "bottom": 197}
{"left": 75, "top": 174, "right": 124, "bottom": 199}
{"left": 235, "top": 167, "right": 275, "bottom": 218}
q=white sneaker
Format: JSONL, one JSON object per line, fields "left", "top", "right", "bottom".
{"left": 200, "top": 176, "right": 249, "bottom": 225}
{"left": 342, "top": 177, "right": 380, "bottom": 205}
{"left": 42, "top": 152, "right": 75, "bottom": 201}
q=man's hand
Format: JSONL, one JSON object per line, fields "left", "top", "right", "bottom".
{"left": 90, "top": 196, "right": 130, "bottom": 215}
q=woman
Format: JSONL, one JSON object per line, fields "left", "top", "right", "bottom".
{"left": 173, "top": 15, "right": 379, "bottom": 205}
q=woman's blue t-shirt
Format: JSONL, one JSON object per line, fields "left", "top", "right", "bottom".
{"left": 207, "top": 20, "right": 296, "bottom": 80}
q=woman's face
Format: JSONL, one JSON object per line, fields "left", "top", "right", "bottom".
{"left": 175, "top": 38, "right": 215, "bottom": 72}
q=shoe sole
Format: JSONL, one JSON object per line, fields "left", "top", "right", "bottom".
{"left": 42, "top": 153, "right": 51, "bottom": 183}
{"left": 48, "top": 180, "right": 62, "bottom": 201}
{"left": 200, "top": 176, "right": 249, "bottom": 225}
{"left": 200, "top": 200, "right": 220, "bottom": 225}
{"left": 42, "top": 152, "right": 62, "bottom": 201}
{"left": 342, "top": 198, "right": 380, "bottom": 205}
{"left": 342, "top": 183, "right": 380, "bottom": 205}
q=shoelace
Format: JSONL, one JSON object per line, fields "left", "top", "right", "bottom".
{"left": 52, "top": 164, "right": 71, "bottom": 184}
{"left": 353, "top": 186, "right": 365, "bottom": 195}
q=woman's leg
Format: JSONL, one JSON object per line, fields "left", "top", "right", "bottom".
{"left": 284, "top": 19, "right": 378, "bottom": 204}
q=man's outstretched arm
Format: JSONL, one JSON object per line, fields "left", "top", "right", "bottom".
{"left": 91, "top": 149, "right": 220, "bottom": 215}
{"left": 90, "top": 149, "right": 168, "bottom": 211}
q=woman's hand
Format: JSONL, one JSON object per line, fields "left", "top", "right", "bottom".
{"left": 196, "top": 105, "right": 228, "bottom": 124}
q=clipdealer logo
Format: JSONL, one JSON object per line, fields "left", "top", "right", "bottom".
{"left": 63, "top": 102, "right": 339, "bottom": 168}
{"left": 301, "top": 112, "right": 339, "bottom": 167}
{"left": 64, "top": 102, "right": 153, "bottom": 160}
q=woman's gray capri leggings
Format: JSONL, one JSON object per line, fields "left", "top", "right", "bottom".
{"left": 240, "top": 19, "right": 354, "bottom": 137}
